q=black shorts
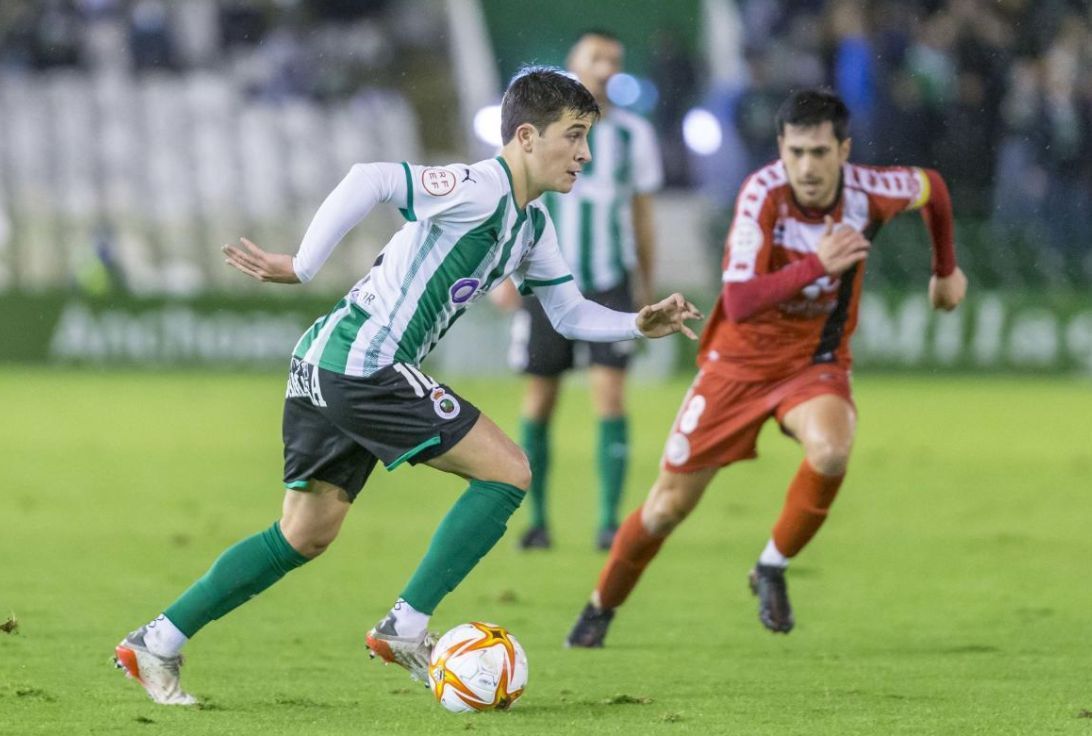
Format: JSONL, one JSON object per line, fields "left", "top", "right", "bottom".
{"left": 509, "top": 280, "right": 636, "bottom": 377}
{"left": 282, "top": 358, "right": 480, "bottom": 500}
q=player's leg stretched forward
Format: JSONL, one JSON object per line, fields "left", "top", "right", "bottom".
{"left": 366, "top": 413, "right": 529, "bottom": 681}
{"left": 114, "top": 481, "right": 351, "bottom": 704}
{"left": 566, "top": 465, "right": 717, "bottom": 647}
{"left": 750, "top": 393, "right": 855, "bottom": 634}
{"left": 115, "top": 413, "right": 527, "bottom": 703}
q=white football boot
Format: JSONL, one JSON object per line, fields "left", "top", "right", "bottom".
{"left": 113, "top": 626, "right": 197, "bottom": 705}
{"left": 365, "top": 614, "right": 436, "bottom": 685}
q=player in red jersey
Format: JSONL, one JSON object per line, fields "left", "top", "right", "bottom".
{"left": 566, "top": 89, "right": 967, "bottom": 645}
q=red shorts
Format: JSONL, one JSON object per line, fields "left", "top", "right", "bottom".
{"left": 660, "top": 363, "right": 854, "bottom": 472}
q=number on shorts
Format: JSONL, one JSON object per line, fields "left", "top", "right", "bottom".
{"left": 678, "top": 394, "right": 706, "bottom": 434}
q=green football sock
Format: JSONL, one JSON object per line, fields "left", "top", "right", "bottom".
{"left": 400, "top": 480, "right": 525, "bottom": 615}
{"left": 520, "top": 418, "right": 550, "bottom": 529}
{"left": 598, "top": 416, "right": 629, "bottom": 531}
{"left": 164, "top": 522, "right": 309, "bottom": 638}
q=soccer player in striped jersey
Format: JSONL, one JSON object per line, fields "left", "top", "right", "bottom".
{"left": 112, "top": 67, "right": 701, "bottom": 705}
{"left": 495, "top": 30, "right": 663, "bottom": 552}
{"left": 566, "top": 89, "right": 967, "bottom": 647}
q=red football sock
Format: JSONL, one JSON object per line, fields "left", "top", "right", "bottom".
{"left": 595, "top": 506, "right": 666, "bottom": 610}
{"left": 771, "top": 460, "right": 844, "bottom": 558}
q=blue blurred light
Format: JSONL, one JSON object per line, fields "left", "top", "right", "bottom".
{"left": 606, "top": 73, "right": 641, "bottom": 107}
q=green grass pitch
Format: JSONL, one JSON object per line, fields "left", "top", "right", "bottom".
{"left": 1, "top": 367, "right": 1090, "bottom": 735}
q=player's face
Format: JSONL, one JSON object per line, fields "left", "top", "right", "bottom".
{"left": 528, "top": 110, "right": 593, "bottom": 194}
{"left": 778, "top": 122, "right": 852, "bottom": 209}
{"left": 568, "top": 35, "right": 623, "bottom": 102}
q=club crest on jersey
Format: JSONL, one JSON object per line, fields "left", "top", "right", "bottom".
{"left": 422, "top": 168, "right": 457, "bottom": 196}
{"left": 449, "top": 277, "right": 481, "bottom": 304}
{"left": 431, "top": 387, "right": 461, "bottom": 419}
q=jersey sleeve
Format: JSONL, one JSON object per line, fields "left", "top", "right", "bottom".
{"left": 513, "top": 207, "right": 575, "bottom": 294}
{"left": 292, "top": 162, "right": 408, "bottom": 283}
{"left": 721, "top": 176, "right": 777, "bottom": 284}
{"left": 399, "top": 162, "right": 500, "bottom": 224}
{"left": 631, "top": 118, "right": 664, "bottom": 194}
{"left": 849, "top": 165, "right": 931, "bottom": 224}
{"left": 851, "top": 165, "right": 956, "bottom": 276}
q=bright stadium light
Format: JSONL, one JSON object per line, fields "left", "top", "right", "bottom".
{"left": 473, "top": 105, "right": 503, "bottom": 147}
{"left": 682, "top": 107, "right": 722, "bottom": 155}
{"left": 606, "top": 73, "right": 641, "bottom": 107}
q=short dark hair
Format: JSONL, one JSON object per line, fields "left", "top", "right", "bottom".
{"left": 775, "top": 89, "right": 851, "bottom": 141}
{"left": 500, "top": 65, "right": 600, "bottom": 144}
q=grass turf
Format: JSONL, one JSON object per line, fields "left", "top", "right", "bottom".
{"left": 1, "top": 368, "right": 1090, "bottom": 735}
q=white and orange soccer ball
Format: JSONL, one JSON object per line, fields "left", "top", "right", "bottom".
{"left": 427, "top": 622, "right": 528, "bottom": 713}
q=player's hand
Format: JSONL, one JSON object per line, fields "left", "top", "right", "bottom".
{"left": 929, "top": 266, "right": 967, "bottom": 311}
{"left": 488, "top": 278, "right": 522, "bottom": 312}
{"left": 222, "top": 238, "right": 300, "bottom": 283}
{"left": 636, "top": 293, "right": 703, "bottom": 340}
{"left": 816, "top": 215, "right": 870, "bottom": 277}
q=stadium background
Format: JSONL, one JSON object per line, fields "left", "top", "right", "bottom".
{"left": 0, "top": 0, "right": 1089, "bottom": 374}
{"left": 2, "top": 3, "right": 1092, "bottom": 735}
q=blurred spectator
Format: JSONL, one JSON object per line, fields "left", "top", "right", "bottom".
{"left": 705, "top": 0, "right": 1092, "bottom": 288}
{"left": 129, "top": 0, "right": 176, "bottom": 71}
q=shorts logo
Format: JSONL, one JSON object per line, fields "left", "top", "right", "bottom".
{"left": 421, "top": 168, "right": 457, "bottom": 196}
{"left": 449, "top": 277, "right": 481, "bottom": 304}
{"left": 286, "top": 358, "right": 327, "bottom": 407}
{"left": 431, "top": 387, "right": 461, "bottom": 419}
{"left": 664, "top": 432, "right": 691, "bottom": 466}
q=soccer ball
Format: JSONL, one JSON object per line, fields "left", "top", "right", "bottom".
{"left": 427, "top": 622, "right": 528, "bottom": 713}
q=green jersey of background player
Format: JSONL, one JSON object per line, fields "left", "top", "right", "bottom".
{"left": 494, "top": 30, "right": 664, "bottom": 553}
{"left": 112, "top": 66, "right": 702, "bottom": 705}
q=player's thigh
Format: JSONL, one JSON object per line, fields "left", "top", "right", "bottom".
{"left": 425, "top": 413, "right": 531, "bottom": 490}
{"left": 510, "top": 296, "right": 573, "bottom": 378}
{"left": 780, "top": 393, "right": 856, "bottom": 474}
{"left": 280, "top": 480, "right": 353, "bottom": 558}
{"left": 319, "top": 362, "right": 482, "bottom": 474}
{"left": 585, "top": 280, "right": 636, "bottom": 407}
{"left": 522, "top": 375, "right": 561, "bottom": 421}
{"left": 661, "top": 369, "right": 770, "bottom": 472}
{"left": 588, "top": 364, "right": 626, "bottom": 417}
{"left": 283, "top": 361, "right": 383, "bottom": 501}
{"left": 641, "top": 466, "right": 719, "bottom": 534}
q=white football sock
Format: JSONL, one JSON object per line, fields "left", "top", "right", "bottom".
{"left": 758, "top": 539, "right": 789, "bottom": 568}
{"left": 390, "top": 598, "right": 429, "bottom": 638}
{"left": 143, "top": 614, "right": 188, "bottom": 658}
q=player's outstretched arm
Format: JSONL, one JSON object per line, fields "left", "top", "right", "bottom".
{"left": 635, "top": 293, "right": 704, "bottom": 340}
{"left": 222, "top": 238, "right": 300, "bottom": 283}
{"left": 929, "top": 266, "right": 967, "bottom": 311}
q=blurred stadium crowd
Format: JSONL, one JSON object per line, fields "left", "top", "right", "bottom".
{"left": 0, "top": 0, "right": 1089, "bottom": 295}
{"left": 713, "top": 0, "right": 1092, "bottom": 289}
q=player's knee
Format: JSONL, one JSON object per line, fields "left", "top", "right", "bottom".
{"left": 642, "top": 485, "right": 694, "bottom": 535}
{"left": 502, "top": 449, "right": 533, "bottom": 491}
{"left": 283, "top": 527, "right": 337, "bottom": 559}
{"left": 806, "top": 440, "right": 851, "bottom": 476}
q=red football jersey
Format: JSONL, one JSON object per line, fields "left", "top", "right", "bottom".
{"left": 700, "top": 160, "right": 938, "bottom": 381}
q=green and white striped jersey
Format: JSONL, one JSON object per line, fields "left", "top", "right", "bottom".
{"left": 292, "top": 157, "right": 581, "bottom": 377}
{"left": 542, "top": 107, "right": 663, "bottom": 292}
